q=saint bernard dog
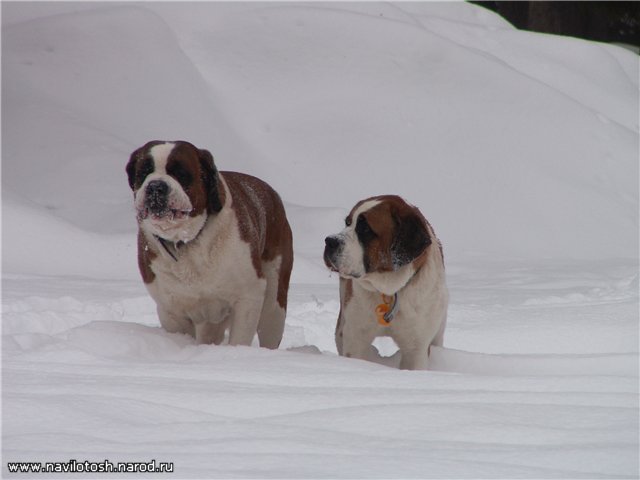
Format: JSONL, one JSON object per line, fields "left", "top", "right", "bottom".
{"left": 324, "top": 196, "right": 448, "bottom": 370}
{"left": 126, "top": 140, "right": 293, "bottom": 348}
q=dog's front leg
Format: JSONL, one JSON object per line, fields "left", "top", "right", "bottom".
{"left": 340, "top": 319, "right": 377, "bottom": 362}
{"left": 158, "top": 307, "right": 195, "bottom": 338}
{"left": 228, "top": 299, "right": 264, "bottom": 346}
{"left": 194, "top": 320, "right": 228, "bottom": 345}
{"left": 397, "top": 344, "right": 430, "bottom": 370}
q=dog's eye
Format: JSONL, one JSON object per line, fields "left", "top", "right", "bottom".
{"left": 345, "top": 217, "right": 352, "bottom": 227}
{"left": 356, "top": 215, "right": 375, "bottom": 241}
{"left": 138, "top": 157, "right": 154, "bottom": 184}
{"left": 168, "top": 163, "right": 193, "bottom": 188}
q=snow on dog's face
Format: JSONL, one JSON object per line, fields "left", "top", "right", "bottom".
{"left": 324, "top": 196, "right": 432, "bottom": 290}
{"left": 126, "top": 141, "right": 223, "bottom": 243}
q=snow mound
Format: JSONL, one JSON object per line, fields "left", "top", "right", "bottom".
{"left": 2, "top": 191, "right": 138, "bottom": 278}
{"left": 2, "top": 5, "right": 256, "bottom": 235}
{"left": 3, "top": 296, "right": 638, "bottom": 478}
{"left": 2, "top": 2, "right": 638, "bottom": 270}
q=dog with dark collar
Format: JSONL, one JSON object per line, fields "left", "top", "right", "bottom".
{"left": 126, "top": 140, "right": 293, "bottom": 348}
{"left": 324, "top": 195, "right": 448, "bottom": 370}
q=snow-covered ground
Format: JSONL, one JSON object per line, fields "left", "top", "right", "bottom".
{"left": 2, "top": 2, "right": 638, "bottom": 478}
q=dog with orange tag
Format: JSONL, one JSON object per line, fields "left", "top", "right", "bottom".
{"left": 323, "top": 195, "right": 448, "bottom": 370}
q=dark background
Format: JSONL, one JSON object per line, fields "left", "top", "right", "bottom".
{"left": 470, "top": 1, "right": 639, "bottom": 49}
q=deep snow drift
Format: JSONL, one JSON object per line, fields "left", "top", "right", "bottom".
{"left": 2, "top": 2, "right": 638, "bottom": 478}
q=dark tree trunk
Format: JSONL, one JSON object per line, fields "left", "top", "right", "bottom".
{"left": 469, "top": 1, "right": 639, "bottom": 48}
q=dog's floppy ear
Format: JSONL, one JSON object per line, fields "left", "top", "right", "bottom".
{"left": 391, "top": 209, "right": 431, "bottom": 269}
{"left": 126, "top": 149, "right": 140, "bottom": 191}
{"left": 199, "top": 149, "right": 223, "bottom": 213}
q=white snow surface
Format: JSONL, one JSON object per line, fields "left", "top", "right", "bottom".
{"left": 2, "top": 2, "right": 638, "bottom": 478}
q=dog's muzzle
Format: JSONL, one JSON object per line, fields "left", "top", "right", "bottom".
{"left": 144, "top": 180, "right": 170, "bottom": 215}
{"left": 138, "top": 179, "right": 192, "bottom": 222}
{"left": 324, "top": 235, "right": 342, "bottom": 272}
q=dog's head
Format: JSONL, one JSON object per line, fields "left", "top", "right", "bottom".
{"left": 324, "top": 195, "right": 431, "bottom": 291}
{"left": 126, "top": 141, "right": 223, "bottom": 243}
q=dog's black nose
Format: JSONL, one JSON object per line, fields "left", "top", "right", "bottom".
{"left": 146, "top": 180, "right": 169, "bottom": 196}
{"left": 325, "top": 236, "right": 340, "bottom": 252}
{"left": 145, "top": 180, "right": 169, "bottom": 212}
{"left": 324, "top": 236, "right": 342, "bottom": 272}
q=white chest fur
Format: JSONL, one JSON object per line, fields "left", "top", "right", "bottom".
{"left": 145, "top": 201, "right": 266, "bottom": 329}
{"left": 340, "top": 251, "right": 448, "bottom": 370}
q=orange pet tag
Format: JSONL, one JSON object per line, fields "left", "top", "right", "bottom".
{"left": 375, "top": 294, "right": 394, "bottom": 326}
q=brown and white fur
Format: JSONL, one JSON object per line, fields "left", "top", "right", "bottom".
{"left": 126, "top": 140, "right": 293, "bottom": 348}
{"left": 324, "top": 196, "right": 447, "bottom": 370}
